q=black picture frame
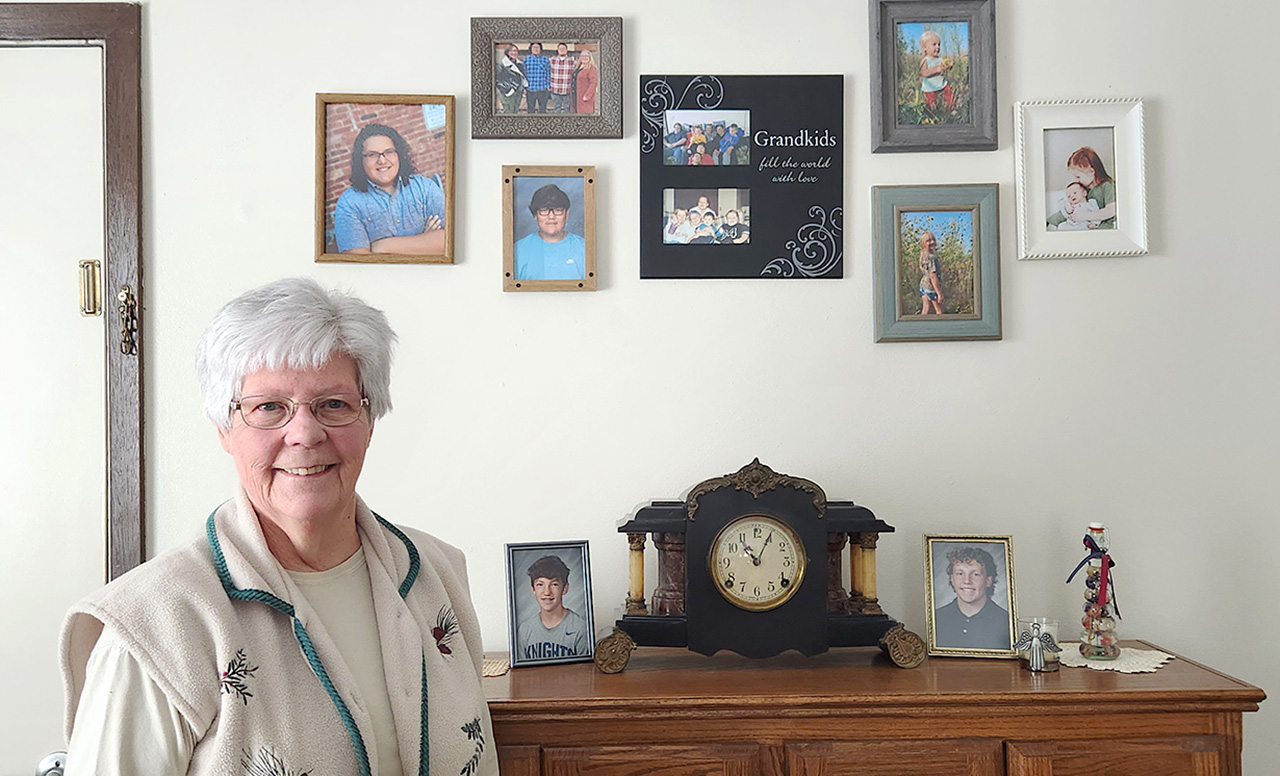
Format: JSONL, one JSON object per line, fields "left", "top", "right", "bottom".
{"left": 640, "top": 75, "right": 844, "bottom": 279}
{"left": 471, "top": 17, "right": 623, "bottom": 139}
{"left": 869, "top": 0, "right": 997, "bottom": 153}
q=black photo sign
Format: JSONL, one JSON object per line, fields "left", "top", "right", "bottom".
{"left": 640, "top": 75, "right": 843, "bottom": 279}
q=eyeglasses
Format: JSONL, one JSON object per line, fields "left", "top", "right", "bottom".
{"left": 231, "top": 394, "right": 369, "bottom": 430}
{"left": 536, "top": 207, "right": 567, "bottom": 217}
{"left": 362, "top": 149, "right": 398, "bottom": 162}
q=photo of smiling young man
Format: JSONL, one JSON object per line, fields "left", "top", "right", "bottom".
{"left": 516, "top": 555, "right": 589, "bottom": 660}
{"left": 332, "top": 122, "right": 446, "bottom": 255}
{"left": 932, "top": 544, "right": 1012, "bottom": 650}
{"left": 512, "top": 179, "right": 587, "bottom": 280}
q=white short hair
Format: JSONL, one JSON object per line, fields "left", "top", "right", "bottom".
{"left": 196, "top": 278, "right": 397, "bottom": 430}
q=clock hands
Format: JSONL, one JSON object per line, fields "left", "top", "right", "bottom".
{"left": 741, "top": 532, "right": 775, "bottom": 567}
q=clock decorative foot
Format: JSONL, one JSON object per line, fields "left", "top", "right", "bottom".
{"left": 879, "top": 623, "right": 927, "bottom": 669}
{"left": 594, "top": 627, "right": 637, "bottom": 674}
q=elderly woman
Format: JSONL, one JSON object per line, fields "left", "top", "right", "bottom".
{"left": 60, "top": 278, "right": 495, "bottom": 776}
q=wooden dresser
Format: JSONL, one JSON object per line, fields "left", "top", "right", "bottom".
{"left": 483, "top": 640, "right": 1264, "bottom": 776}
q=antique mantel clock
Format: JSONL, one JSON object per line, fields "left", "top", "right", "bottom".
{"left": 598, "top": 459, "right": 924, "bottom": 670}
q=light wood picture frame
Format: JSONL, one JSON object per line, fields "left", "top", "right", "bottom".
{"left": 315, "top": 93, "right": 455, "bottom": 264}
{"left": 502, "top": 165, "right": 597, "bottom": 292}
{"left": 924, "top": 534, "right": 1017, "bottom": 659}
{"left": 1014, "top": 98, "right": 1148, "bottom": 260}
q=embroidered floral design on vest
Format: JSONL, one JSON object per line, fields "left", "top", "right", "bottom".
{"left": 220, "top": 649, "right": 259, "bottom": 705}
{"left": 241, "top": 746, "right": 310, "bottom": 776}
{"left": 434, "top": 605, "right": 459, "bottom": 655}
{"left": 460, "top": 716, "right": 486, "bottom": 775}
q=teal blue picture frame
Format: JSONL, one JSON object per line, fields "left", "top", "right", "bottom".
{"left": 873, "top": 183, "right": 1001, "bottom": 342}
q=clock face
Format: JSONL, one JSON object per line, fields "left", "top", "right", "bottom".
{"left": 708, "top": 514, "right": 807, "bottom": 611}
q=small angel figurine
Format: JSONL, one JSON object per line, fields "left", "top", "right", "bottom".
{"left": 1014, "top": 619, "right": 1062, "bottom": 672}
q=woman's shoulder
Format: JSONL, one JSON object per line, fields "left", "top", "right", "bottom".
{"left": 390, "top": 523, "right": 469, "bottom": 576}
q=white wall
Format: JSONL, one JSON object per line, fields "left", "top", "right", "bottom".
{"left": 128, "top": 0, "right": 1277, "bottom": 769}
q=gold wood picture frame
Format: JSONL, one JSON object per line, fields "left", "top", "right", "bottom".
{"left": 316, "top": 93, "right": 455, "bottom": 264}
{"left": 502, "top": 165, "right": 597, "bottom": 292}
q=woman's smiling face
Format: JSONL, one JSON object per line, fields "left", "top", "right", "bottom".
{"left": 218, "top": 353, "right": 373, "bottom": 533}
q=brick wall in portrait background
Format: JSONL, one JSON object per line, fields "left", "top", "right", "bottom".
{"left": 322, "top": 102, "right": 449, "bottom": 252}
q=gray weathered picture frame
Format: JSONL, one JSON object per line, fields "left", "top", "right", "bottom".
{"left": 471, "top": 17, "right": 623, "bottom": 139}
{"left": 869, "top": 0, "right": 997, "bottom": 153}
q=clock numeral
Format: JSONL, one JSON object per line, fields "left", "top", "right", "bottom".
{"left": 725, "top": 572, "right": 736, "bottom": 589}
{"left": 778, "top": 540, "right": 788, "bottom": 550}
{"left": 753, "top": 527, "right": 763, "bottom": 538}
{"left": 754, "top": 586, "right": 761, "bottom": 596}
{"left": 738, "top": 532, "right": 747, "bottom": 544}
{"left": 780, "top": 576, "right": 790, "bottom": 588}
{"left": 783, "top": 558, "right": 792, "bottom": 567}
{"left": 768, "top": 581, "right": 775, "bottom": 592}
{"left": 728, "top": 542, "right": 738, "bottom": 554}
{"left": 721, "top": 557, "right": 731, "bottom": 569}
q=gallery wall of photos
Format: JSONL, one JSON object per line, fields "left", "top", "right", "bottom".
{"left": 318, "top": 5, "right": 1145, "bottom": 344}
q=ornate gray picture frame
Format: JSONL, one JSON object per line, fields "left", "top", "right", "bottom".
{"left": 869, "top": 0, "right": 997, "bottom": 153}
{"left": 471, "top": 17, "right": 623, "bottom": 139}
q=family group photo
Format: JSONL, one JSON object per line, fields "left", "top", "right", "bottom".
{"left": 493, "top": 40, "right": 601, "bottom": 116}
{"left": 662, "top": 109, "right": 751, "bottom": 166}
{"left": 896, "top": 21, "right": 971, "bottom": 126}
{"left": 662, "top": 188, "right": 751, "bottom": 245}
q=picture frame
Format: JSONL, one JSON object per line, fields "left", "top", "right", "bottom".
{"left": 315, "top": 93, "right": 455, "bottom": 264}
{"left": 505, "top": 540, "right": 595, "bottom": 668}
{"left": 924, "top": 534, "right": 1017, "bottom": 658}
{"left": 502, "top": 165, "right": 597, "bottom": 292}
{"left": 869, "top": 0, "right": 997, "bottom": 153}
{"left": 872, "top": 183, "right": 1001, "bottom": 341}
{"left": 1014, "top": 98, "right": 1148, "bottom": 260}
{"left": 640, "top": 74, "right": 844, "bottom": 279}
{"left": 471, "top": 17, "right": 623, "bottom": 139}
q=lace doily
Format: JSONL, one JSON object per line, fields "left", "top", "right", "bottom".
{"left": 482, "top": 657, "right": 510, "bottom": 677}
{"left": 1059, "top": 643, "right": 1174, "bottom": 673}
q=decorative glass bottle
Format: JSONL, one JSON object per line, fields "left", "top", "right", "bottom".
{"left": 1068, "top": 522, "right": 1120, "bottom": 660}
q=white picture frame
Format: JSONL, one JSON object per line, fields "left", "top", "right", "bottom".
{"left": 1014, "top": 98, "right": 1147, "bottom": 260}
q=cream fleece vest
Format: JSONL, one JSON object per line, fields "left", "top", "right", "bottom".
{"left": 61, "top": 492, "right": 498, "bottom": 776}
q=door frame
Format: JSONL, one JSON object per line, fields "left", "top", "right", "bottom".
{"left": 0, "top": 3, "right": 143, "bottom": 579}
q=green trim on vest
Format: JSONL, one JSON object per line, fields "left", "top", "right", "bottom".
{"left": 205, "top": 506, "right": 433, "bottom": 776}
